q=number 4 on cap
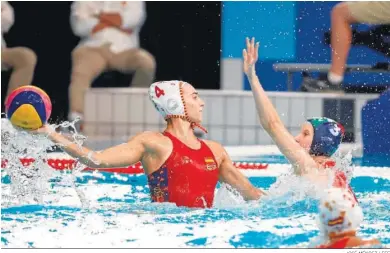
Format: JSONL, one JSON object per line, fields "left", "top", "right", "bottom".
{"left": 155, "top": 86, "right": 165, "bottom": 98}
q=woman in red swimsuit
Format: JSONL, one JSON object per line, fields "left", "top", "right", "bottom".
{"left": 34, "top": 80, "right": 265, "bottom": 208}
{"left": 315, "top": 188, "right": 381, "bottom": 248}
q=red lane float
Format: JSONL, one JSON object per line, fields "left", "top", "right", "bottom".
{"left": 1, "top": 158, "right": 268, "bottom": 174}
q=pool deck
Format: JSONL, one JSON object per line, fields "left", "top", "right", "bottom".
{"left": 226, "top": 143, "right": 362, "bottom": 158}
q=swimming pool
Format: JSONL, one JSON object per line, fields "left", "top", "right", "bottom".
{"left": 235, "top": 154, "right": 390, "bottom": 167}
{"left": 1, "top": 156, "right": 389, "bottom": 248}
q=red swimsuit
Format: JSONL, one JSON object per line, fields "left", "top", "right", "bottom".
{"left": 147, "top": 132, "right": 219, "bottom": 208}
{"left": 317, "top": 162, "right": 359, "bottom": 249}
{"left": 324, "top": 160, "right": 358, "bottom": 202}
{"left": 318, "top": 237, "right": 350, "bottom": 248}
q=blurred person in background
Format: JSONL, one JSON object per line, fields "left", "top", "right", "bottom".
{"left": 1, "top": 1, "right": 37, "bottom": 101}
{"left": 68, "top": 1, "right": 156, "bottom": 130}
{"left": 301, "top": 1, "right": 390, "bottom": 93}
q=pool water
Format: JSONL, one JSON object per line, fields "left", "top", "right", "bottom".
{"left": 1, "top": 166, "right": 389, "bottom": 248}
{"left": 236, "top": 154, "right": 390, "bottom": 167}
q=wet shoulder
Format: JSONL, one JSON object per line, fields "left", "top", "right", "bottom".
{"left": 202, "top": 139, "right": 226, "bottom": 165}
{"left": 202, "top": 139, "right": 223, "bottom": 152}
{"left": 130, "top": 131, "right": 172, "bottom": 152}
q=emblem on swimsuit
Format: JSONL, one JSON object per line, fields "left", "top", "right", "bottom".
{"left": 204, "top": 157, "right": 217, "bottom": 171}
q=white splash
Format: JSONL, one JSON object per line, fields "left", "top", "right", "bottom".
{"left": 1, "top": 118, "right": 88, "bottom": 207}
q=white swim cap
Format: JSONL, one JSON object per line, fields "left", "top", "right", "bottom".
{"left": 149, "top": 81, "right": 207, "bottom": 133}
{"left": 318, "top": 187, "right": 363, "bottom": 236}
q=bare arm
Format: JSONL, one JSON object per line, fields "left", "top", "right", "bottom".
{"left": 70, "top": 1, "right": 99, "bottom": 37}
{"left": 243, "top": 37, "right": 317, "bottom": 175}
{"left": 217, "top": 144, "right": 265, "bottom": 201}
{"left": 39, "top": 125, "right": 147, "bottom": 169}
{"left": 93, "top": 2, "right": 145, "bottom": 33}
{"left": 121, "top": 1, "right": 146, "bottom": 29}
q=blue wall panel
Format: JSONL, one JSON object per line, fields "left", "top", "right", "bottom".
{"left": 222, "top": 1, "right": 390, "bottom": 91}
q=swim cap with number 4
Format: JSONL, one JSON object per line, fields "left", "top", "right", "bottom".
{"left": 149, "top": 81, "right": 187, "bottom": 119}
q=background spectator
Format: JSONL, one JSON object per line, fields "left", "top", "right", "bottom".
{"left": 1, "top": 1, "right": 37, "bottom": 101}
{"left": 68, "top": 1, "right": 156, "bottom": 129}
{"left": 301, "top": 1, "right": 390, "bottom": 92}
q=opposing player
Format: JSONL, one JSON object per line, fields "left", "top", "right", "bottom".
{"left": 244, "top": 37, "right": 354, "bottom": 192}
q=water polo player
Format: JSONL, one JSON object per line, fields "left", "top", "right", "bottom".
{"left": 243, "top": 37, "right": 355, "bottom": 193}
{"left": 34, "top": 80, "right": 265, "bottom": 208}
{"left": 315, "top": 188, "right": 381, "bottom": 248}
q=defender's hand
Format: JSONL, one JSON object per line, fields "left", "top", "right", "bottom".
{"left": 243, "top": 37, "right": 259, "bottom": 76}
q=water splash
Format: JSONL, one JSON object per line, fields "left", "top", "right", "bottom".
{"left": 332, "top": 149, "right": 354, "bottom": 183}
{"left": 213, "top": 183, "right": 246, "bottom": 208}
{"left": 1, "top": 119, "right": 55, "bottom": 206}
{"left": 1, "top": 118, "right": 89, "bottom": 208}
